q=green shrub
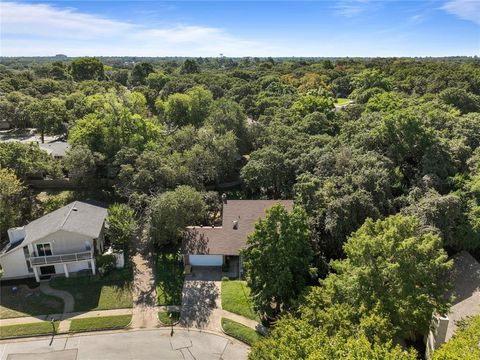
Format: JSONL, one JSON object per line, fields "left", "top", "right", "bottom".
{"left": 97, "top": 254, "right": 116, "bottom": 277}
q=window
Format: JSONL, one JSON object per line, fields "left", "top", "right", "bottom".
{"left": 36, "top": 243, "right": 52, "bottom": 256}
{"left": 23, "top": 246, "right": 33, "bottom": 273}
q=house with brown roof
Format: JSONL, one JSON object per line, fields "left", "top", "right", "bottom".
{"left": 182, "top": 199, "right": 293, "bottom": 276}
{"left": 425, "top": 251, "right": 480, "bottom": 358}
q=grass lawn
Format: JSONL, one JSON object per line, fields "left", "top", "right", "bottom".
{"left": 51, "top": 269, "right": 133, "bottom": 312}
{"left": 221, "top": 280, "right": 259, "bottom": 321}
{"left": 0, "top": 321, "right": 60, "bottom": 339}
{"left": 221, "top": 318, "right": 263, "bottom": 346}
{"left": 158, "top": 311, "right": 180, "bottom": 325}
{"left": 69, "top": 315, "right": 131, "bottom": 333}
{"left": 0, "top": 284, "right": 64, "bottom": 319}
{"left": 155, "top": 254, "right": 184, "bottom": 305}
{"left": 334, "top": 97, "right": 350, "bottom": 106}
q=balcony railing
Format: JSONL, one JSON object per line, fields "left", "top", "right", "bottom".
{"left": 29, "top": 251, "right": 93, "bottom": 266}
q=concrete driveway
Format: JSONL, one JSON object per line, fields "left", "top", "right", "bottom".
{"left": 180, "top": 267, "right": 222, "bottom": 330}
{"left": 0, "top": 329, "right": 249, "bottom": 360}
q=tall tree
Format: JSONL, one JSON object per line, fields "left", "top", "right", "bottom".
{"left": 324, "top": 214, "right": 452, "bottom": 339}
{"left": 149, "top": 186, "right": 206, "bottom": 248}
{"left": 70, "top": 57, "right": 105, "bottom": 81}
{"left": 106, "top": 203, "right": 137, "bottom": 252}
{"left": 0, "top": 168, "right": 24, "bottom": 241}
{"left": 242, "top": 204, "right": 312, "bottom": 319}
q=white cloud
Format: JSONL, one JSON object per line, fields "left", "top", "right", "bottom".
{"left": 0, "top": 1, "right": 277, "bottom": 56}
{"left": 333, "top": 0, "right": 371, "bottom": 17}
{"left": 409, "top": 14, "right": 425, "bottom": 24}
{"left": 442, "top": 0, "right": 480, "bottom": 25}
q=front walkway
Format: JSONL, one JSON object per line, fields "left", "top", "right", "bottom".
{"left": 39, "top": 282, "right": 74, "bottom": 314}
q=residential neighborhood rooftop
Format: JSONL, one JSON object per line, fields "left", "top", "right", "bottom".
{"left": 183, "top": 199, "right": 294, "bottom": 256}
{"left": 0, "top": 200, "right": 107, "bottom": 256}
{"left": 445, "top": 251, "right": 480, "bottom": 341}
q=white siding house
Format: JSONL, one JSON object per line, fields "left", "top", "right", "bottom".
{"left": 0, "top": 201, "right": 107, "bottom": 282}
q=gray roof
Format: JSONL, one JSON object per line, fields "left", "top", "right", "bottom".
{"left": 39, "top": 141, "right": 70, "bottom": 157}
{"left": 445, "top": 251, "right": 480, "bottom": 341}
{"left": 183, "top": 200, "right": 294, "bottom": 256}
{"left": 1, "top": 201, "right": 107, "bottom": 256}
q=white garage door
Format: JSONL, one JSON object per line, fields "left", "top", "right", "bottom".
{"left": 189, "top": 255, "right": 223, "bottom": 266}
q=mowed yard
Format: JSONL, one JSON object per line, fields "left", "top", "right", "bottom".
{"left": 51, "top": 269, "right": 133, "bottom": 312}
{"left": 0, "top": 283, "right": 64, "bottom": 319}
{"left": 221, "top": 280, "right": 259, "bottom": 321}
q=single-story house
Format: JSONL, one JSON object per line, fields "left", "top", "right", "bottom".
{"left": 182, "top": 199, "right": 293, "bottom": 276}
{"left": 38, "top": 141, "right": 70, "bottom": 160}
{"left": 0, "top": 201, "right": 107, "bottom": 282}
{"left": 425, "top": 251, "right": 480, "bottom": 358}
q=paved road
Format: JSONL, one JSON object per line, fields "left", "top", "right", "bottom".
{"left": 0, "top": 329, "right": 249, "bottom": 360}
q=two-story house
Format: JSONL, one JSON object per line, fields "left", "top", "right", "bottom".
{"left": 0, "top": 201, "right": 107, "bottom": 282}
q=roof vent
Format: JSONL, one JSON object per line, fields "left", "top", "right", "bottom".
{"left": 211, "top": 224, "right": 215, "bottom": 228}
{"left": 72, "top": 207, "right": 78, "bottom": 212}
{"left": 232, "top": 220, "right": 238, "bottom": 230}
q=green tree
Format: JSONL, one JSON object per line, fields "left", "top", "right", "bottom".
{"left": 28, "top": 97, "right": 67, "bottom": 143}
{"left": 70, "top": 57, "right": 105, "bottom": 81}
{"left": 187, "top": 86, "right": 213, "bottom": 126}
{"left": 149, "top": 186, "right": 206, "bottom": 248}
{"left": 130, "top": 62, "right": 155, "bottom": 86}
{"left": 242, "top": 204, "right": 313, "bottom": 319}
{"left": 162, "top": 93, "right": 191, "bottom": 127}
{"left": 180, "top": 59, "right": 200, "bottom": 74}
{"left": 106, "top": 203, "right": 137, "bottom": 252}
{"left": 63, "top": 145, "right": 104, "bottom": 186}
{"left": 324, "top": 214, "right": 452, "bottom": 339}
{"left": 146, "top": 72, "right": 170, "bottom": 91}
{"left": 241, "top": 145, "right": 296, "bottom": 198}
{"left": 0, "top": 142, "right": 56, "bottom": 179}
{"left": 0, "top": 168, "right": 24, "bottom": 240}
{"left": 248, "top": 305, "right": 417, "bottom": 360}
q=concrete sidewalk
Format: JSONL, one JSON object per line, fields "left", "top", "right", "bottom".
{"left": 0, "top": 308, "right": 133, "bottom": 327}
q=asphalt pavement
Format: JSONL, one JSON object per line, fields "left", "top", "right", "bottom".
{"left": 0, "top": 328, "right": 249, "bottom": 360}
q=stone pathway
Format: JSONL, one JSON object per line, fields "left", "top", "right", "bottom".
{"left": 130, "top": 226, "right": 159, "bottom": 329}
{"left": 39, "top": 282, "right": 74, "bottom": 314}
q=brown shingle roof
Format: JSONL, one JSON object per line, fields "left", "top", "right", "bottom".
{"left": 183, "top": 200, "right": 294, "bottom": 256}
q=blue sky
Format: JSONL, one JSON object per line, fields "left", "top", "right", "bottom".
{"left": 1, "top": 0, "right": 479, "bottom": 56}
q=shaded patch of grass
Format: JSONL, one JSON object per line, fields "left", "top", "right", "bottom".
{"left": 221, "top": 318, "right": 263, "bottom": 346}
{"left": 155, "top": 254, "right": 184, "bottom": 305}
{"left": 0, "top": 285, "right": 64, "bottom": 319}
{"left": 0, "top": 321, "right": 59, "bottom": 339}
{"left": 51, "top": 269, "right": 133, "bottom": 312}
{"left": 334, "top": 97, "right": 350, "bottom": 106}
{"left": 158, "top": 311, "right": 180, "bottom": 325}
{"left": 69, "top": 315, "right": 131, "bottom": 333}
{"left": 221, "top": 280, "right": 259, "bottom": 321}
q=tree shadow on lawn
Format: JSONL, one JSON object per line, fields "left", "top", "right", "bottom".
{"left": 155, "top": 253, "right": 184, "bottom": 305}
{"left": 0, "top": 282, "right": 64, "bottom": 319}
{"left": 50, "top": 269, "right": 133, "bottom": 312}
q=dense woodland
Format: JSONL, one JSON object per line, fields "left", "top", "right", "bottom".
{"left": 0, "top": 56, "right": 479, "bottom": 358}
